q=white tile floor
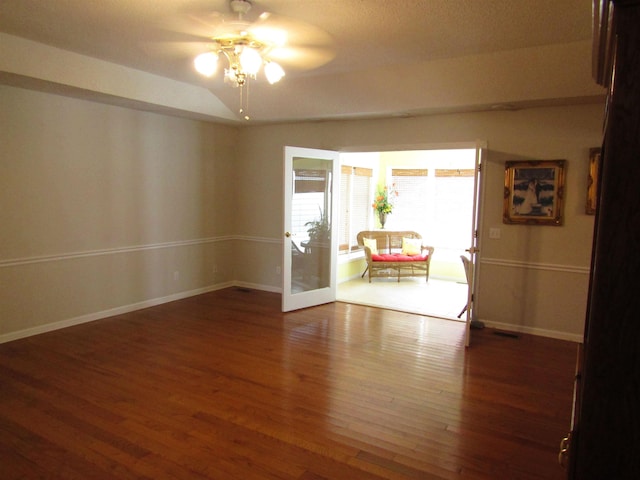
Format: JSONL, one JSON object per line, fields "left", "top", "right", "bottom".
{"left": 336, "top": 275, "right": 469, "bottom": 320}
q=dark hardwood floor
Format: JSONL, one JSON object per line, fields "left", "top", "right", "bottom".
{"left": 0, "top": 288, "right": 578, "bottom": 479}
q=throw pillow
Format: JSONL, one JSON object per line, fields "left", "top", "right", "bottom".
{"left": 402, "top": 237, "right": 422, "bottom": 256}
{"left": 363, "top": 237, "right": 378, "bottom": 254}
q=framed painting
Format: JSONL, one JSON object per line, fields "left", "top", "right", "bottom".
{"left": 503, "top": 160, "right": 566, "bottom": 225}
{"left": 586, "top": 147, "right": 601, "bottom": 215}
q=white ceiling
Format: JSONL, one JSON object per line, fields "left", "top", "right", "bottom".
{"left": 0, "top": 0, "right": 605, "bottom": 124}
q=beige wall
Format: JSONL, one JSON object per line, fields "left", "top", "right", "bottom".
{"left": 0, "top": 85, "right": 239, "bottom": 341}
{"left": 236, "top": 103, "right": 605, "bottom": 340}
{"left": 1, "top": 83, "right": 605, "bottom": 342}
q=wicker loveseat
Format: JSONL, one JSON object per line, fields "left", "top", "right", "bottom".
{"left": 356, "top": 230, "right": 435, "bottom": 283}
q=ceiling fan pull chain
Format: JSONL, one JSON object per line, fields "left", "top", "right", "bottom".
{"left": 239, "top": 83, "right": 250, "bottom": 121}
{"left": 244, "top": 81, "right": 250, "bottom": 120}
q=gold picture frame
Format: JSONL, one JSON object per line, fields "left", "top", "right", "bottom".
{"left": 586, "top": 147, "right": 601, "bottom": 215}
{"left": 503, "top": 160, "right": 566, "bottom": 225}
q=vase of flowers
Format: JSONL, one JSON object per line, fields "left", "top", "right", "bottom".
{"left": 372, "top": 184, "right": 398, "bottom": 229}
{"left": 378, "top": 211, "right": 388, "bottom": 229}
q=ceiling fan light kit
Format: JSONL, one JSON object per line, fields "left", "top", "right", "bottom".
{"left": 190, "top": 0, "right": 292, "bottom": 119}
{"left": 193, "top": 0, "right": 286, "bottom": 118}
{"left": 194, "top": 36, "right": 285, "bottom": 87}
{"left": 187, "top": 0, "right": 332, "bottom": 119}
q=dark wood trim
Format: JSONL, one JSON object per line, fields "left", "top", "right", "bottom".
{"left": 570, "top": 1, "right": 640, "bottom": 478}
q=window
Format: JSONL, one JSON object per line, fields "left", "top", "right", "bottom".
{"left": 337, "top": 149, "right": 476, "bottom": 268}
{"left": 389, "top": 169, "right": 429, "bottom": 235}
{"left": 339, "top": 165, "right": 373, "bottom": 253}
{"left": 390, "top": 167, "right": 474, "bottom": 250}
{"left": 432, "top": 169, "right": 475, "bottom": 249}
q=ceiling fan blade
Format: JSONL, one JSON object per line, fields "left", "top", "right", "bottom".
{"left": 249, "top": 12, "right": 334, "bottom": 48}
{"left": 149, "top": 3, "right": 336, "bottom": 73}
{"left": 268, "top": 46, "right": 335, "bottom": 70}
{"left": 155, "top": 11, "right": 256, "bottom": 42}
{"left": 141, "top": 40, "right": 211, "bottom": 59}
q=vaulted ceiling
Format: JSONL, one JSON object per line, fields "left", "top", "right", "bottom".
{"left": 0, "top": 0, "right": 605, "bottom": 124}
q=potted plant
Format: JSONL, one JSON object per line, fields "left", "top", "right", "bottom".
{"left": 305, "top": 208, "right": 330, "bottom": 245}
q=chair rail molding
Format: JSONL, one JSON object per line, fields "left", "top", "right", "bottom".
{"left": 480, "top": 257, "right": 590, "bottom": 275}
{"left": 0, "top": 235, "right": 237, "bottom": 268}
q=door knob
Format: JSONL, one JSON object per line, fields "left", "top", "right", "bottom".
{"left": 285, "top": 232, "right": 291, "bottom": 237}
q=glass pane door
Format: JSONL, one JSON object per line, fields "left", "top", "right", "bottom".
{"left": 283, "top": 146, "right": 339, "bottom": 311}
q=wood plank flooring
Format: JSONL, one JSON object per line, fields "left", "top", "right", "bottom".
{"left": 0, "top": 287, "right": 578, "bottom": 479}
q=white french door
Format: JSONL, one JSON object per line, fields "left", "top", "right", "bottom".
{"left": 463, "top": 142, "right": 486, "bottom": 347}
{"left": 282, "top": 146, "right": 339, "bottom": 312}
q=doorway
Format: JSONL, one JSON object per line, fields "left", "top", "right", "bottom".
{"left": 336, "top": 147, "right": 477, "bottom": 320}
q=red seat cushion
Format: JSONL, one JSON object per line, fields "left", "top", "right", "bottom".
{"left": 371, "top": 253, "right": 429, "bottom": 262}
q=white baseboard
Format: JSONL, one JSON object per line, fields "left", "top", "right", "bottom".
{"left": 0, "top": 281, "right": 235, "bottom": 344}
{"left": 234, "top": 281, "right": 282, "bottom": 294}
{"left": 479, "top": 318, "right": 583, "bottom": 343}
{"left": 338, "top": 273, "right": 363, "bottom": 283}
{"left": 1, "top": 283, "right": 582, "bottom": 345}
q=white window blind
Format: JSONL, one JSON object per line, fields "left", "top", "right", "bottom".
{"left": 292, "top": 169, "right": 329, "bottom": 239}
{"left": 432, "top": 169, "right": 475, "bottom": 248}
{"left": 390, "top": 169, "right": 429, "bottom": 235}
{"left": 339, "top": 167, "right": 350, "bottom": 250}
{"left": 339, "top": 166, "right": 373, "bottom": 252}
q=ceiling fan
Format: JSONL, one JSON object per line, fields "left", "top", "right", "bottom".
{"left": 153, "top": 0, "right": 334, "bottom": 118}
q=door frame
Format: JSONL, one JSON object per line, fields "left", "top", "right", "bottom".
{"left": 337, "top": 142, "right": 485, "bottom": 329}
{"left": 282, "top": 141, "right": 487, "bottom": 337}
